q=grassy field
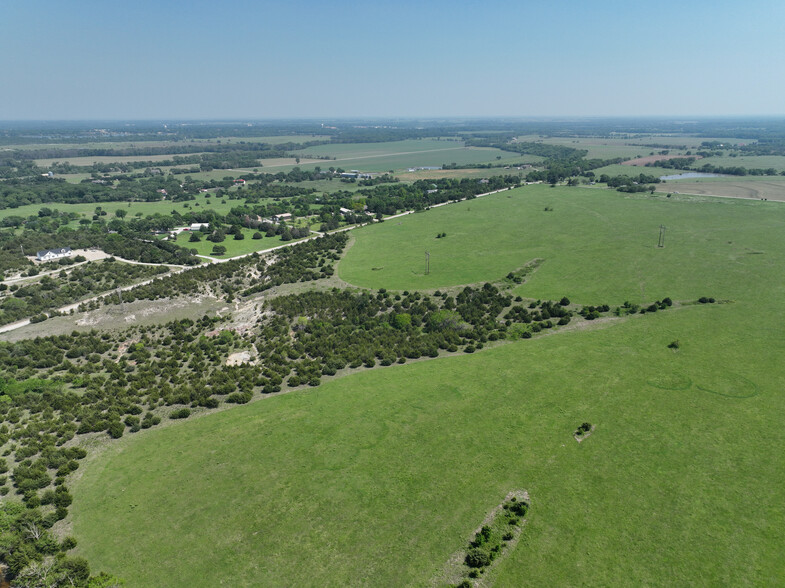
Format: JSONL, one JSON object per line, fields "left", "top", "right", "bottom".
{"left": 71, "top": 184, "right": 785, "bottom": 586}
{"left": 695, "top": 154, "right": 785, "bottom": 172}
{"left": 289, "top": 139, "right": 528, "bottom": 173}
{"left": 339, "top": 184, "right": 785, "bottom": 302}
{"left": 170, "top": 226, "right": 305, "bottom": 258}
{"left": 514, "top": 136, "right": 659, "bottom": 160}
{"left": 34, "top": 153, "right": 209, "bottom": 166}
{"left": 656, "top": 177, "right": 785, "bottom": 201}
{"left": 590, "top": 163, "right": 683, "bottom": 177}
{"left": 0, "top": 192, "right": 247, "bottom": 223}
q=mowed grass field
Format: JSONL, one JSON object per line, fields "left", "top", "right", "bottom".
{"left": 340, "top": 184, "right": 785, "bottom": 303}
{"left": 71, "top": 186, "right": 785, "bottom": 586}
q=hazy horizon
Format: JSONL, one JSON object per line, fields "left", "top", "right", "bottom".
{"left": 2, "top": 0, "right": 783, "bottom": 120}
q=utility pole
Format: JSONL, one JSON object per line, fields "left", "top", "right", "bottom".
{"left": 425, "top": 251, "right": 430, "bottom": 275}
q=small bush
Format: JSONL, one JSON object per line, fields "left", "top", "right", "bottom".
{"left": 170, "top": 408, "right": 191, "bottom": 419}
{"left": 465, "top": 548, "right": 491, "bottom": 568}
{"left": 107, "top": 421, "right": 124, "bottom": 439}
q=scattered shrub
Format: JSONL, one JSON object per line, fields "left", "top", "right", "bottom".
{"left": 170, "top": 408, "right": 191, "bottom": 419}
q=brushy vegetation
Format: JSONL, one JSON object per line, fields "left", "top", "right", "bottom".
{"left": 0, "top": 260, "right": 169, "bottom": 326}
{"left": 0, "top": 226, "right": 673, "bottom": 584}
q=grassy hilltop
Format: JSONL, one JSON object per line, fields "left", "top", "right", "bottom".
{"left": 71, "top": 185, "right": 785, "bottom": 586}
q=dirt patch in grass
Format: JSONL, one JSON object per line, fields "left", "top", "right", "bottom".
{"left": 655, "top": 179, "right": 785, "bottom": 201}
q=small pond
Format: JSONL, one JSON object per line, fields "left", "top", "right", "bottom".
{"left": 659, "top": 172, "right": 723, "bottom": 180}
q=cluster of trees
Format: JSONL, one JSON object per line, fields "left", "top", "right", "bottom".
{"left": 461, "top": 497, "right": 529, "bottom": 582}
{"left": 359, "top": 176, "right": 519, "bottom": 216}
{"left": 0, "top": 259, "right": 169, "bottom": 326}
{"left": 600, "top": 173, "right": 661, "bottom": 187}
{"left": 0, "top": 501, "right": 119, "bottom": 586}
{"left": 463, "top": 137, "right": 625, "bottom": 183}
{"left": 85, "top": 233, "right": 347, "bottom": 307}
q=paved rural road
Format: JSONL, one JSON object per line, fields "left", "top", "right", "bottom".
{"left": 0, "top": 186, "right": 513, "bottom": 335}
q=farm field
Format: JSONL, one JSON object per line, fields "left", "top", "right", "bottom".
{"left": 695, "top": 154, "right": 785, "bottom": 171}
{"left": 290, "top": 139, "right": 528, "bottom": 172}
{"left": 71, "top": 183, "right": 785, "bottom": 586}
{"left": 655, "top": 177, "right": 785, "bottom": 201}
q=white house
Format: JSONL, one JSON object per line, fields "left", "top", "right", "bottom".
{"left": 190, "top": 223, "right": 209, "bottom": 231}
{"left": 36, "top": 247, "right": 72, "bottom": 262}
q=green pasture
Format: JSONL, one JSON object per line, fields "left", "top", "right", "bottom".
{"left": 340, "top": 184, "right": 785, "bottom": 302}
{"left": 72, "top": 289, "right": 785, "bottom": 586}
{"left": 58, "top": 173, "right": 94, "bottom": 184}
{"left": 695, "top": 154, "right": 785, "bottom": 172}
{"left": 170, "top": 226, "right": 309, "bottom": 258}
{"left": 0, "top": 192, "right": 249, "bottom": 224}
{"left": 71, "top": 182, "right": 785, "bottom": 585}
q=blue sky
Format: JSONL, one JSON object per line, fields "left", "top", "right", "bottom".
{"left": 1, "top": 0, "right": 783, "bottom": 119}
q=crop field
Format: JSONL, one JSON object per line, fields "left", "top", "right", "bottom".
{"left": 290, "top": 139, "right": 527, "bottom": 172}
{"left": 72, "top": 185, "right": 785, "bottom": 586}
